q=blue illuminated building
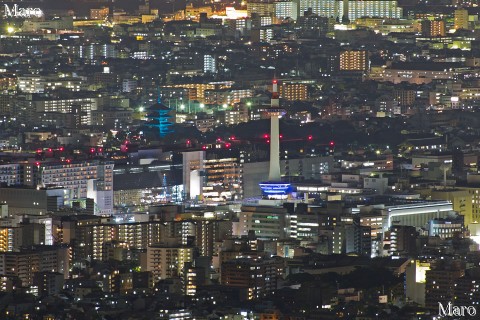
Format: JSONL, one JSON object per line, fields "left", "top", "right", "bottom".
{"left": 147, "top": 95, "right": 174, "bottom": 138}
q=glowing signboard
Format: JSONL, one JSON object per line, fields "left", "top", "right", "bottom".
{"left": 4, "top": 4, "right": 43, "bottom": 18}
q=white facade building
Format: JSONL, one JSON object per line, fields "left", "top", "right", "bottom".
{"left": 346, "top": 0, "right": 402, "bottom": 22}
{"left": 275, "top": 0, "right": 299, "bottom": 20}
{"left": 299, "top": 0, "right": 343, "bottom": 18}
{"left": 203, "top": 54, "right": 217, "bottom": 74}
{"left": 40, "top": 161, "right": 114, "bottom": 214}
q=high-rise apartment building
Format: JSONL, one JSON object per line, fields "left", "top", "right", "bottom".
{"left": 430, "top": 189, "right": 473, "bottom": 228}
{"left": 183, "top": 151, "right": 205, "bottom": 200}
{"left": 299, "top": 0, "right": 343, "bottom": 19}
{"left": 57, "top": 215, "right": 170, "bottom": 262}
{"left": 203, "top": 157, "right": 243, "bottom": 201}
{"left": 405, "top": 260, "right": 431, "bottom": 307}
{"left": 40, "top": 161, "right": 114, "bottom": 214}
{"left": 194, "top": 220, "right": 232, "bottom": 257}
{"left": 394, "top": 88, "right": 416, "bottom": 107}
{"left": 204, "top": 89, "right": 253, "bottom": 106}
{"left": 425, "top": 259, "right": 465, "bottom": 311}
{"left": 345, "top": 0, "right": 402, "bottom": 22}
{"left": 299, "top": 0, "right": 401, "bottom": 21}
{"left": 92, "top": 224, "right": 117, "bottom": 260}
{"left": 297, "top": 11, "right": 333, "bottom": 37}
{"left": 33, "top": 272, "right": 65, "bottom": 296}
{"left": 90, "top": 7, "right": 109, "bottom": 20}
{"left": 421, "top": 19, "right": 446, "bottom": 37}
{"left": 183, "top": 151, "right": 244, "bottom": 201}
{"left": 221, "top": 258, "right": 278, "bottom": 300}
{"left": 247, "top": 0, "right": 276, "bottom": 17}
{"left": 387, "top": 225, "right": 417, "bottom": 257}
{"left": 275, "top": 0, "right": 299, "bottom": 20}
{"left": 236, "top": 205, "right": 287, "bottom": 240}
{"left": 339, "top": 50, "right": 369, "bottom": 71}
{"left": 279, "top": 82, "right": 308, "bottom": 101}
{"left": 163, "top": 82, "right": 232, "bottom": 103}
{"left": 456, "top": 185, "right": 480, "bottom": 226}
{"left": 0, "top": 223, "right": 47, "bottom": 252}
{"left": 454, "top": 8, "right": 469, "bottom": 30}
{"left": 203, "top": 54, "right": 217, "bottom": 74}
{"left": 17, "top": 75, "right": 83, "bottom": 94}
{"left": 454, "top": 268, "right": 480, "bottom": 306}
{"left": 225, "top": 104, "right": 249, "bottom": 126}
{"left": 141, "top": 245, "right": 194, "bottom": 281}
{"left": 0, "top": 246, "right": 69, "bottom": 286}
{"left": 0, "top": 164, "right": 22, "bottom": 186}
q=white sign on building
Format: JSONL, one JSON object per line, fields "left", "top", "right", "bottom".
{"left": 4, "top": 4, "right": 43, "bottom": 18}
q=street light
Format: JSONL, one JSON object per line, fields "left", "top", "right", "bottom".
{"left": 222, "top": 104, "right": 228, "bottom": 109}
{"left": 200, "top": 103, "right": 205, "bottom": 109}
{"left": 180, "top": 104, "right": 185, "bottom": 110}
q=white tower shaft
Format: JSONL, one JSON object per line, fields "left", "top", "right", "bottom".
{"left": 268, "top": 79, "right": 281, "bottom": 181}
{"left": 269, "top": 113, "right": 281, "bottom": 181}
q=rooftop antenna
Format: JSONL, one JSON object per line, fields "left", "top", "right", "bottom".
{"left": 439, "top": 162, "right": 452, "bottom": 189}
{"left": 162, "top": 173, "right": 169, "bottom": 200}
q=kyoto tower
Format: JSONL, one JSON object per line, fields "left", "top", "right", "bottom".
{"left": 259, "top": 79, "right": 292, "bottom": 197}
{"left": 268, "top": 79, "right": 283, "bottom": 181}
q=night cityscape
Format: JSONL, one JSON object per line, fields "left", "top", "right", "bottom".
{"left": 0, "top": 0, "right": 479, "bottom": 319}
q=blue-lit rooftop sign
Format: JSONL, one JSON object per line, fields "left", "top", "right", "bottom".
{"left": 259, "top": 182, "right": 292, "bottom": 195}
